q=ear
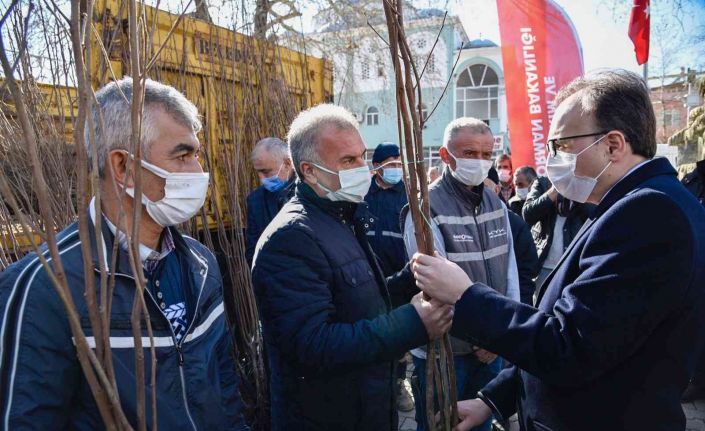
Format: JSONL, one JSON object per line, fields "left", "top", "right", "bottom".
{"left": 605, "top": 131, "right": 628, "bottom": 160}
{"left": 299, "top": 161, "right": 317, "bottom": 183}
{"left": 439, "top": 146, "right": 452, "bottom": 166}
{"left": 107, "top": 150, "right": 133, "bottom": 187}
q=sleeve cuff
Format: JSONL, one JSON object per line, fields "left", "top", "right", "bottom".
{"left": 477, "top": 391, "right": 504, "bottom": 422}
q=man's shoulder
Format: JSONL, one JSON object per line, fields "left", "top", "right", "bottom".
{"left": 257, "top": 200, "right": 319, "bottom": 248}
{"left": 0, "top": 224, "right": 83, "bottom": 305}
{"left": 246, "top": 185, "right": 266, "bottom": 203}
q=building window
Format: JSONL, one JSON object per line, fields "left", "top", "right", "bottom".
{"left": 361, "top": 61, "right": 370, "bottom": 80}
{"left": 455, "top": 63, "right": 499, "bottom": 121}
{"left": 664, "top": 109, "right": 681, "bottom": 127}
{"left": 427, "top": 53, "right": 436, "bottom": 73}
{"left": 416, "top": 38, "right": 427, "bottom": 50}
{"left": 377, "top": 60, "right": 385, "bottom": 77}
{"left": 366, "top": 106, "right": 379, "bottom": 125}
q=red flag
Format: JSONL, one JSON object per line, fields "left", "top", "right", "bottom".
{"left": 496, "top": 0, "right": 584, "bottom": 175}
{"left": 628, "top": 0, "right": 650, "bottom": 65}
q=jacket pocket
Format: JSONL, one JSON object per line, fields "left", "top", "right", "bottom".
{"left": 338, "top": 259, "right": 375, "bottom": 288}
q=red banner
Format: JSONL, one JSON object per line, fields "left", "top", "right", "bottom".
{"left": 496, "top": 0, "right": 584, "bottom": 175}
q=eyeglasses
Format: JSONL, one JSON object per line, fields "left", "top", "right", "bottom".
{"left": 546, "top": 131, "right": 610, "bottom": 157}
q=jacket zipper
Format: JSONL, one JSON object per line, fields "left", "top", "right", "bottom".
{"left": 105, "top": 266, "right": 207, "bottom": 431}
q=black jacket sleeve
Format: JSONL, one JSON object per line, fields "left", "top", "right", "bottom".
{"left": 252, "top": 226, "right": 428, "bottom": 374}
{"left": 245, "top": 192, "right": 260, "bottom": 267}
{"left": 450, "top": 191, "right": 695, "bottom": 388}
{"left": 508, "top": 212, "right": 539, "bottom": 305}
{"left": 522, "top": 177, "right": 555, "bottom": 226}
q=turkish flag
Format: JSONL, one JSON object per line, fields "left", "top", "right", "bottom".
{"left": 628, "top": 0, "right": 650, "bottom": 65}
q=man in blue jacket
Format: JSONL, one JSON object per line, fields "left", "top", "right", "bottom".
{"left": 364, "top": 142, "right": 414, "bottom": 412}
{"left": 411, "top": 69, "right": 705, "bottom": 431}
{"left": 365, "top": 143, "right": 408, "bottom": 279}
{"left": 0, "top": 77, "right": 248, "bottom": 430}
{"left": 251, "top": 104, "right": 453, "bottom": 431}
{"left": 245, "top": 137, "right": 295, "bottom": 266}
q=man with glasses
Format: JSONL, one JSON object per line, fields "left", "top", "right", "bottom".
{"left": 409, "top": 69, "right": 705, "bottom": 431}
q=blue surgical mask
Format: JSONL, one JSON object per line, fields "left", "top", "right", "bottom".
{"left": 262, "top": 175, "right": 287, "bottom": 192}
{"left": 381, "top": 167, "right": 403, "bottom": 185}
{"left": 261, "top": 163, "right": 288, "bottom": 192}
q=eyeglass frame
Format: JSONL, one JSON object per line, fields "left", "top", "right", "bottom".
{"left": 546, "top": 131, "right": 610, "bottom": 157}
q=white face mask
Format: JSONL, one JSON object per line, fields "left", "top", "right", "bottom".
{"left": 312, "top": 163, "right": 372, "bottom": 203}
{"left": 125, "top": 158, "right": 210, "bottom": 227}
{"left": 546, "top": 135, "right": 611, "bottom": 204}
{"left": 498, "top": 169, "right": 512, "bottom": 183}
{"left": 447, "top": 150, "right": 493, "bottom": 186}
{"left": 516, "top": 187, "right": 529, "bottom": 200}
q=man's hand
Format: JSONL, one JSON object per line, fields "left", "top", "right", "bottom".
{"left": 473, "top": 348, "right": 497, "bottom": 364}
{"left": 453, "top": 398, "right": 492, "bottom": 431}
{"left": 411, "top": 292, "right": 454, "bottom": 340}
{"left": 412, "top": 252, "right": 472, "bottom": 304}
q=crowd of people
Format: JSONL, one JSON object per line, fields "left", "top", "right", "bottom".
{"left": 0, "top": 68, "right": 704, "bottom": 431}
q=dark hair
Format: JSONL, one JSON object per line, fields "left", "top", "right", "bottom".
{"left": 555, "top": 69, "right": 656, "bottom": 159}
{"left": 515, "top": 165, "right": 537, "bottom": 183}
{"left": 495, "top": 154, "right": 512, "bottom": 169}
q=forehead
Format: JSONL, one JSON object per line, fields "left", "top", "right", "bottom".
{"left": 549, "top": 92, "right": 596, "bottom": 138}
{"left": 319, "top": 125, "right": 365, "bottom": 156}
{"left": 451, "top": 129, "right": 494, "bottom": 152}
{"left": 379, "top": 156, "right": 401, "bottom": 164}
{"left": 148, "top": 108, "right": 199, "bottom": 154}
{"left": 253, "top": 148, "right": 278, "bottom": 163}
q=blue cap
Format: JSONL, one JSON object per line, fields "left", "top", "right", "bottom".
{"left": 373, "top": 143, "right": 400, "bottom": 164}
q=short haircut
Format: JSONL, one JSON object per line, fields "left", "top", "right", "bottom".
{"left": 495, "top": 154, "right": 512, "bottom": 169}
{"left": 515, "top": 165, "right": 537, "bottom": 183}
{"left": 287, "top": 103, "right": 359, "bottom": 178}
{"left": 252, "top": 137, "right": 289, "bottom": 162}
{"left": 442, "top": 117, "right": 491, "bottom": 151}
{"left": 555, "top": 68, "right": 656, "bottom": 159}
{"left": 88, "top": 77, "right": 201, "bottom": 177}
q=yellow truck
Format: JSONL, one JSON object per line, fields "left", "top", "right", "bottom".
{"left": 0, "top": 0, "right": 333, "bottom": 256}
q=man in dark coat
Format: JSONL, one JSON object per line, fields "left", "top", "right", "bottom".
{"left": 251, "top": 104, "right": 453, "bottom": 431}
{"left": 682, "top": 157, "right": 705, "bottom": 402}
{"left": 365, "top": 143, "right": 408, "bottom": 279}
{"left": 411, "top": 69, "right": 705, "bottom": 431}
{"left": 364, "top": 142, "right": 414, "bottom": 411}
{"left": 507, "top": 166, "right": 537, "bottom": 216}
{"left": 245, "top": 137, "right": 295, "bottom": 266}
{"left": 523, "top": 176, "right": 594, "bottom": 288}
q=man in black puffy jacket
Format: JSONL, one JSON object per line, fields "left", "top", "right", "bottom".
{"left": 251, "top": 104, "right": 453, "bottom": 431}
{"left": 682, "top": 157, "right": 705, "bottom": 402}
{"left": 522, "top": 176, "right": 594, "bottom": 289}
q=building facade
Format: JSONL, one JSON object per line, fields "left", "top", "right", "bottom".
{"left": 301, "top": 12, "right": 510, "bottom": 167}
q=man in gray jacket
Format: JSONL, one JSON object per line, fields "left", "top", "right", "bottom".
{"left": 404, "top": 117, "right": 519, "bottom": 431}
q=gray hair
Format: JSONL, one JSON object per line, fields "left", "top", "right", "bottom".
{"left": 252, "top": 137, "right": 289, "bottom": 162}
{"left": 555, "top": 68, "right": 656, "bottom": 159}
{"left": 87, "top": 76, "right": 202, "bottom": 177}
{"left": 287, "top": 103, "right": 359, "bottom": 178}
{"left": 442, "top": 117, "right": 491, "bottom": 150}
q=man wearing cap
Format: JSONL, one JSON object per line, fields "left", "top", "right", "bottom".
{"left": 365, "top": 143, "right": 413, "bottom": 412}
{"left": 365, "top": 143, "right": 408, "bottom": 278}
